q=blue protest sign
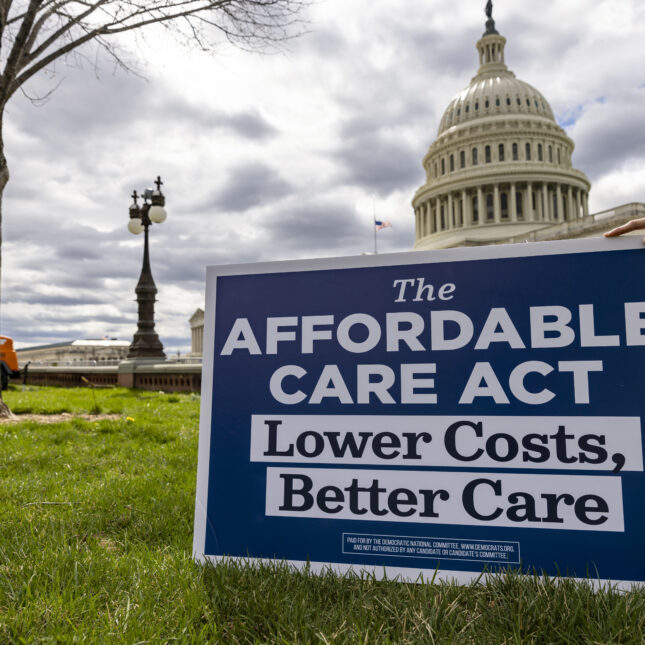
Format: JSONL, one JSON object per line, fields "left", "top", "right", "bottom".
{"left": 193, "top": 238, "right": 645, "bottom": 587}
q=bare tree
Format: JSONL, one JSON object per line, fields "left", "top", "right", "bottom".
{"left": 0, "top": 0, "right": 307, "bottom": 416}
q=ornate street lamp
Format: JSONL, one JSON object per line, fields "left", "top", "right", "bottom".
{"left": 127, "top": 176, "right": 167, "bottom": 359}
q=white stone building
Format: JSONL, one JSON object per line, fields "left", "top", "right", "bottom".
{"left": 412, "top": 4, "right": 644, "bottom": 249}
{"left": 16, "top": 339, "right": 130, "bottom": 366}
{"left": 189, "top": 308, "right": 205, "bottom": 356}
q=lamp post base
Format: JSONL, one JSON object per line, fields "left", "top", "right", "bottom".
{"left": 127, "top": 334, "right": 165, "bottom": 360}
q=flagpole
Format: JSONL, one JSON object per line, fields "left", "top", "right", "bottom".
{"left": 373, "top": 198, "right": 377, "bottom": 255}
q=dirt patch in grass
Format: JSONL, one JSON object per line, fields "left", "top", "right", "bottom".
{"left": 0, "top": 413, "right": 122, "bottom": 424}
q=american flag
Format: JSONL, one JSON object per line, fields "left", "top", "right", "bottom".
{"left": 375, "top": 220, "right": 392, "bottom": 231}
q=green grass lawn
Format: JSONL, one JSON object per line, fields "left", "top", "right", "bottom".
{"left": 0, "top": 386, "right": 643, "bottom": 644}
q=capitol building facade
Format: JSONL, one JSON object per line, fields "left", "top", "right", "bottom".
{"left": 412, "top": 5, "right": 643, "bottom": 250}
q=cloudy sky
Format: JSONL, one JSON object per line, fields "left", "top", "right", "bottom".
{"left": 2, "top": 0, "right": 645, "bottom": 353}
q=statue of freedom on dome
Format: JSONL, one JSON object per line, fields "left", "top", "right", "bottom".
{"left": 484, "top": 0, "right": 498, "bottom": 35}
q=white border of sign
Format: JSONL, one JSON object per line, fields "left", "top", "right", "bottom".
{"left": 193, "top": 237, "right": 645, "bottom": 590}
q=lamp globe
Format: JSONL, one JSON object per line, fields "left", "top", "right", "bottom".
{"left": 128, "top": 218, "right": 143, "bottom": 235}
{"left": 148, "top": 205, "right": 167, "bottom": 224}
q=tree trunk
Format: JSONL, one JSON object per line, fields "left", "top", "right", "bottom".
{"left": 0, "top": 109, "right": 14, "bottom": 419}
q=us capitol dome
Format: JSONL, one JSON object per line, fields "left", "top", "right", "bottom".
{"left": 411, "top": 3, "right": 634, "bottom": 250}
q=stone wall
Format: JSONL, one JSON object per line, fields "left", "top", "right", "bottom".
{"left": 14, "top": 362, "right": 202, "bottom": 393}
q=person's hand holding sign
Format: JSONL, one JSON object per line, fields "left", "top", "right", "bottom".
{"left": 605, "top": 217, "right": 645, "bottom": 244}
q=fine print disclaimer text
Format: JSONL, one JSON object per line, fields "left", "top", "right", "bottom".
{"left": 343, "top": 533, "right": 520, "bottom": 564}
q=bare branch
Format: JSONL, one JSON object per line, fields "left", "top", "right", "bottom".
{"left": 19, "top": 71, "right": 62, "bottom": 104}
{"left": 5, "top": 0, "right": 309, "bottom": 97}
{"left": 2, "top": 0, "right": 41, "bottom": 95}
{"left": 12, "top": 27, "right": 99, "bottom": 92}
{"left": 24, "top": 1, "right": 109, "bottom": 66}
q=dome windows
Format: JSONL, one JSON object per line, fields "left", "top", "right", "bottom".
{"left": 428, "top": 135, "right": 566, "bottom": 190}
{"left": 437, "top": 55, "right": 558, "bottom": 135}
{"left": 428, "top": 137, "right": 564, "bottom": 186}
